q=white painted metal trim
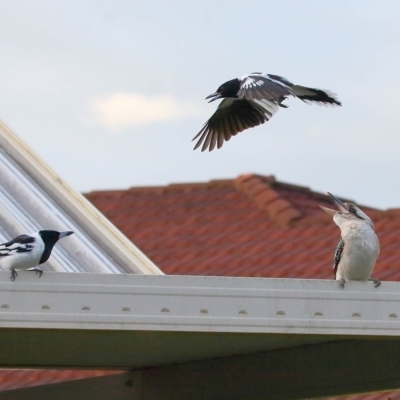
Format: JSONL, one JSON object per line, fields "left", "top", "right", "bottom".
{"left": 1, "top": 272, "right": 399, "bottom": 336}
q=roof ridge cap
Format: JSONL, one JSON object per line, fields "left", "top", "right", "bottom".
{"left": 234, "top": 174, "right": 302, "bottom": 226}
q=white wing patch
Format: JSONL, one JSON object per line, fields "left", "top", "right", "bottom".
{"left": 0, "top": 232, "right": 44, "bottom": 271}
{"left": 0, "top": 243, "right": 34, "bottom": 256}
{"left": 238, "top": 75, "right": 294, "bottom": 101}
{"left": 241, "top": 77, "right": 265, "bottom": 90}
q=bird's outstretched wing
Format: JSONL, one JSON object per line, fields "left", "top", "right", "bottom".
{"left": 333, "top": 239, "right": 344, "bottom": 278}
{"left": 0, "top": 235, "right": 35, "bottom": 257}
{"left": 237, "top": 74, "right": 294, "bottom": 101}
{"left": 192, "top": 98, "right": 278, "bottom": 151}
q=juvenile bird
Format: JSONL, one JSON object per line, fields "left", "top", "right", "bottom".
{"left": 320, "top": 193, "right": 380, "bottom": 289}
{"left": 193, "top": 72, "right": 341, "bottom": 151}
{"left": 0, "top": 230, "right": 74, "bottom": 281}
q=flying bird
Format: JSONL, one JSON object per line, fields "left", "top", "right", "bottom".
{"left": 193, "top": 72, "right": 341, "bottom": 151}
{"left": 320, "top": 193, "right": 380, "bottom": 289}
{"left": 0, "top": 230, "right": 74, "bottom": 281}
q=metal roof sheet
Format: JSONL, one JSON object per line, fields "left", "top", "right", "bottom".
{"left": 0, "top": 120, "right": 163, "bottom": 275}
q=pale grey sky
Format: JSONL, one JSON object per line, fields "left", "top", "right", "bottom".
{"left": 1, "top": 1, "right": 400, "bottom": 208}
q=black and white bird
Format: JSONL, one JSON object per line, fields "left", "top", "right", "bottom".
{"left": 0, "top": 230, "right": 74, "bottom": 281}
{"left": 193, "top": 72, "right": 341, "bottom": 151}
{"left": 320, "top": 193, "right": 380, "bottom": 289}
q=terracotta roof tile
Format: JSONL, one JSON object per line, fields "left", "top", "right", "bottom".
{"left": 85, "top": 175, "right": 395, "bottom": 286}
{"left": 0, "top": 369, "right": 121, "bottom": 391}
{"left": 235, "top": 174, "right": 303, "bottom": 226}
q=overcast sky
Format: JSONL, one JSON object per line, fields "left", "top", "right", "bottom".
{"left": 1, "top": 1, "right": 400, "bottom": 208}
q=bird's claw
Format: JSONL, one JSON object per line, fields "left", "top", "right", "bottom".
{"left": 26, "top": 267, "right": 43, "bottom": 278}
{"left": 277, "top": 96, "right": 289, "bottom": 108}
{"left": 372, "top": 279, "right": 381, "bottom": 288}
{"left": 339, "top": 278, "right": 345, "bottom": 289}
{"left": 35, "top": 270, "right": 43, "bottom": 278}
{"left": 10, "top": 267, "right": 17, "bottom": 281}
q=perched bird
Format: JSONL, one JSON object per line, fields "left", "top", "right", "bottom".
{"left": 320, "top": 193, "right": 380, "bottom": 288}
{"left": 193, "top": 72, "right": 341, "bottom": 151}
{"left": 0, "top": 230, "right": 74, "bottom": 281}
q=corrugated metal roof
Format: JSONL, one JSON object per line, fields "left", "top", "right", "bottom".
{"left": 0, "top": 120, "right": 163, "bottom": 275}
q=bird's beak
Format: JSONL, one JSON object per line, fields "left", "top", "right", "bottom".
{"left": 319, "top": 192, "right": 348, "bottom": 216}
{"left": 327, "top": 192, "right": 348, "bottom": 213}
{"left": 59, "top": 231, "right": 74, "bottom": 239}
{"left": 205, "top": 92, "right": 222, "bottom": 103}
{"left": 319, "top": 205, "right": 337, "bottom": 216}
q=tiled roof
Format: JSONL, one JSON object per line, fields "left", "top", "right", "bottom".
{"left": 3, "top": 174, "right": 400, "bottom": 399}
{"left": 0, "top": 369, "right": 121, "bottom": 391}
{"left": 86, "top": 173, "right": 400, "bottom": 282}
{"left": 328, "top": 393, "right": 400, "bottom": 400}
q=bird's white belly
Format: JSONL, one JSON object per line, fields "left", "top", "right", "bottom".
{"left": 337, "top": 226, "right": 380, "bottom": 281}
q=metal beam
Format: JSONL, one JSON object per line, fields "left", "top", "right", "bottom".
{"left": 1, "top": 340, "right": 400, "bottom": 400}
{"left": 0, "top": 328, "right": 336, "bottom": 369}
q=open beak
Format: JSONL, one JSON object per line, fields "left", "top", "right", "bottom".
{"left": 327, "top": 192, "right": 348, "bottom": 213}
{"left": 59, "top": 231, "right": 74, "bottom": 239}
{"left": 205, "top": 92, "right": 223, "bottom": 103}
{"left": 319, "top": 205, "right": 337, "bottom": 216}
{"left": 319, "top": 192, "right": 349, "bottom": 216}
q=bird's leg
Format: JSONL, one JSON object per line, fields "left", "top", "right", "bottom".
{"left": 9, "top": 267, "right": 18, "bottom": 281}
{"left": 339, "top": 277, "right": 346, "bottom": 289}
{"left": 26, "top": 267, "right": 43, "bottom": 278}
{"left": 369, "top": 278, "right": 381, "bottom": 288}
{"left": 277, "top": 96, "right": 289, "bottom": 108}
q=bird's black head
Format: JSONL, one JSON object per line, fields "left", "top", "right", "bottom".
{"left": 38, "top": 230, "right": 74, "bottom": 264}
{"left": 39, "top": 230, "right": 73, "bottom": 245}
{"left": 205, "top": 79, "right": 240, "bottom": 102}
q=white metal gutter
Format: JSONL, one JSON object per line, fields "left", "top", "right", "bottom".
{"left": 1, "top": 274, "right": 400, "bottom": 399}
{"left": 1, "top": 273, "right": 399, "bottom": 336}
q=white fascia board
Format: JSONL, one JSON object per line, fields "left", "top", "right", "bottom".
{"left": 1, "top": 272, "right": 399, "bottom": 336}
{"left": 0, "top": 120, "right": 163, "bottom": 275}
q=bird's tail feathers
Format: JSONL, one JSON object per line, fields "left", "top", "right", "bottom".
{"left": 292, "top": 85, "right": 342, "bottom": 106}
